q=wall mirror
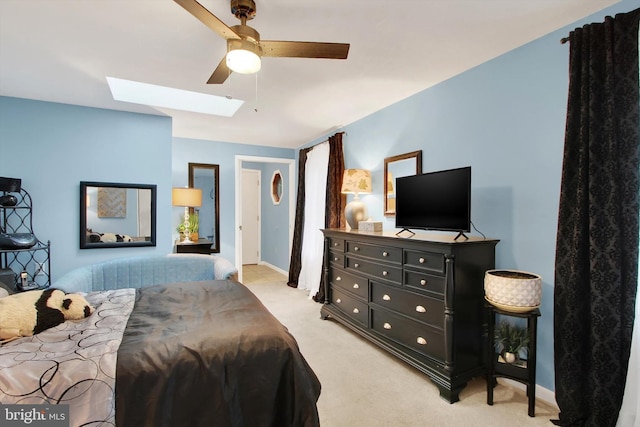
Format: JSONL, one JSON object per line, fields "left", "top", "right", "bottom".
{"left": 80, "top": 181, "right": 157, "bottom": 249}
{"left": 383, "top": 150, "right": 422, "bottom": 216}
{"left": 271, "top": 170, "right": 283, "bottom": 205}
{"left": 189, "top": 162, "right": 220, "bottom": 253}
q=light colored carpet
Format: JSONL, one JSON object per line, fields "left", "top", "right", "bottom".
{"left": 243, "top": 266, "right": 558, "bottom": 427}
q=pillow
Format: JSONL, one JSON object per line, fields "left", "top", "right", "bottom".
{"left": 0, "top": 289, "right": 94, "bottom": 343}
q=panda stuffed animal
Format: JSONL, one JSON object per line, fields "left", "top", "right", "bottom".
{"left": 0, "top": 288, "right": 94, "bottom": 343}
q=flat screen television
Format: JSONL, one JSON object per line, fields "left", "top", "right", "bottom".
{"left": 395, "top": 166, "right": 471, "bottom": 236}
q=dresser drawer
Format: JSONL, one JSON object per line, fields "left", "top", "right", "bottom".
{"left": 330, "top": 251, "right": 345, "bottom": 267}
{"left": 346, "top": 241, "right": 402, "bottom": 264}
{"left": 370, "top": 282, "right": 444, "bottom": 329}
{"left": 346, "top": 256, "right": 402, "bottom": 284}
{"left": 331, "top": 288, "right": 368, "bottom": 326}
{"left": 331, "top": 268, "right": 367, "bottom": 299}
{"left": 404, "top": 270, "right": 446, "bottom": 296}
{"left": 404, "top": 249, "right": 445, "bottom": 274}
{"left": 371, "top": 308, "right": 445, "bottom": 362}
{"left": 328, "top": 238, "right": 345, "bottom": 252}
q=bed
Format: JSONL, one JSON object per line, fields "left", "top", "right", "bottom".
{"left": 0, "top": 280, "right": 321, "bottom": 427}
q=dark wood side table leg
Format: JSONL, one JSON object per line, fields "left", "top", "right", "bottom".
{"left": 487, "top": 305, "right": 495, "bottom": 406}
{"left": 527, "top": 314, "right": 538, "bottom": 417}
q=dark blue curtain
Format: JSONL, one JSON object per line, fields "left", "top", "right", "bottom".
{"left": 554, "top": 8, "right": 640, "bottom": 426}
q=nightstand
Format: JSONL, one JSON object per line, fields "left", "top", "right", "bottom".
{"left": 175, "top": 238, "right": 213, "bottom": 255}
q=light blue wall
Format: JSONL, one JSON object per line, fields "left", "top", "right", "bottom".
{"left": 297, "top": 0, "right": 638, "bottom": 393}
{"left": 0, "top": 97, "right": 173, "bottom": 280}
{"left": 172, "top": 137, "right": 294, "bottom": 265}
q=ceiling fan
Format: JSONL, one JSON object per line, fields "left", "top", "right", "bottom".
{"left": 174, "top": 0, "right": 350, "bottom": 84}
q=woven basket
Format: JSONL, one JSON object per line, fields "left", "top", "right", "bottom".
{"left": 484, "top": 269, "right": 542, "bottom": 310}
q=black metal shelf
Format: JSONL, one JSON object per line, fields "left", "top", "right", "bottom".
{"left": 0, "top": 188, "right": 51, "bottom": 291}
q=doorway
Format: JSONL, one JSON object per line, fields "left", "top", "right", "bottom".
{"left": 234, "top": 155, "right": 295, "bottom": 283}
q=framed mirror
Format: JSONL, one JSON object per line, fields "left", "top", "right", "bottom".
{"left": 80, "top": 181, "right": 156, "bottom": 249}
{"left": 189, "top": 163, "right": 220, "bottom": 253}
{"left": 384, "top": 150, "right": 422, "bottom": 216}
{"left": 271, "top": 170, "right": 283, "bottom": 205}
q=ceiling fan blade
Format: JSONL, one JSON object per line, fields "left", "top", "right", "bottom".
{"left": 207, "top": 56, "right": 232, "bottom": 84}
{"left": 174, "top": 0, "right": 239, "bottom": 39}
{"left": 260, "top": 41, "right": 350, "bottom": 59}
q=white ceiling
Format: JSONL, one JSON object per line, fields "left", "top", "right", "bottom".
{"left": 0, "top": 0, "right": 620, "bottom": 149}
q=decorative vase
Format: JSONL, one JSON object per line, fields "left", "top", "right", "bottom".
{"left": 503, "top": 351, "right": 518, "bottom": 364}
{"left": 0, "top": 195, "right": 18, "bottom": 207}
{"left": 484, "top": 269, "right": 542, "bottom": 312}
{"left": 190, "top": 232, "right": 199, "bottom": 242}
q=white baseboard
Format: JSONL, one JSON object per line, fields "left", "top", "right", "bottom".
{"left": 257, "top": 261, "right": 288, "bottom": 277}
{"left": 500, "top": 378, "right": 558, "bottom": 410}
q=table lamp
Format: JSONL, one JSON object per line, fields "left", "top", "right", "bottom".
{"left": 172, "top": 187, "right": 202, "bottom": 243}
{"left": 341, "top": 169, "right": 371, "bottom": 229}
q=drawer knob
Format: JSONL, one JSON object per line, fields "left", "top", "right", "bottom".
{"left": 420, "top": 279, "right": 427, "bottom": 286}
{"left": 383, "top": 322, "right": 392, "bottom": 330}
{"left": 336, "top": 298, "right": 342, "bottom": 304}
{"left": 353, "top": 308, "right": 360, "bottom": 314}
{"left": 382, "top": 251, "right": 388, "bottom": 257}
{"left": 334, "top": 257, "right": 339, "bottom": 261}
{"left": 334, "top": 242, "right": 339, "bottom": 247}
{"left": 417, "top": 337, "right": 427, "bottom": 345}
{"left": 354, "top": 263, "right": 360, "bottom": 268}
{"left": 419, "top": 257, "right": 425, "bottom": 264}
{"left": 382, "top": 294, "right": 391, "bottom": 301}
{"left": 416, "top": 305, "right": 426, "bottom": 313}
{"left": 354, "top": 246, "right": 359, "bottom": 251}
{"left": 336, "top": 276, "right": 342, "bottom": 281}
{"left": 353, "top": 283, "right": 360, "bottom": 289}
{"left": 382, "top": 270, "right": 388, "bottom": 276}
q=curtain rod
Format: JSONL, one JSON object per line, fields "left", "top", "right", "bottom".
{"left": 560, "top": 36, "right": 570, "bottom": 44}
{"left": 303, "top": 131, "right": 346, "bottom": 151}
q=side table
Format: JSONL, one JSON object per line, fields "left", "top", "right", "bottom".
{"left": 486, "top": 304, "right": 541, "bottom": 417}
{"left": 175, "top": 238, "right": 213, "bottom": 255}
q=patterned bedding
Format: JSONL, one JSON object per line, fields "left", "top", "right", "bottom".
{"left": 0, "top": 281, "right": 321, "bottom": 427}
{"left": 0, "top": 288, "right": 135, "bottom": 425}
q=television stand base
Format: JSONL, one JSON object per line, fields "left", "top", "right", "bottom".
{"left": 454, "top": 231, "right": 469, "bottom": 241}
{"left": 395, "top": 228, "right": 415, "bottom": 237}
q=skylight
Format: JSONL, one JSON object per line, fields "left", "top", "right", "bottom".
{"left": 106, "top": 77, "right": 243, "bottom": 117}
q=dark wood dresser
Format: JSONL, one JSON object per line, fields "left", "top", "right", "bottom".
{"left": 320, "top": 229, "right": 498, "bottom": 403}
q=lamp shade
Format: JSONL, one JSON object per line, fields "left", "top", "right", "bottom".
{"left": 341, "top": 169, "right": 372, "bottom": 194}
{"left": 172, "top": 187, "right": 202, "bottom": 207}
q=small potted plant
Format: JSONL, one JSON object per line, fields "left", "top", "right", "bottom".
{"left": 494, "top": 320, "right": 529, "bottom": 364}
{"left": 187, "top": 210, "right": 199, "bottom": 241}
{"left": 176, "top": 223, "right": 186, "bottom": 242}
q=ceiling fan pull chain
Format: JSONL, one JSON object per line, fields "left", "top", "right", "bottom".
{"left": 254, "top": 72, "right": 259, "bottom": 113}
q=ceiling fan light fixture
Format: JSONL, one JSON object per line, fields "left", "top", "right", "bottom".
{"left": 226, "top": 39, "right": 261, "bottom": 74}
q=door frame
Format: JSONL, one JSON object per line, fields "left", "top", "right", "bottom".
{"left": 234, "top": 155, "right": 295, "bottom": 283}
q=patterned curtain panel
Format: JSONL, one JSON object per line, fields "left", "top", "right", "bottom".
{"left": 287, "top": 147, "right": 312, "bottom": 288}
{"left": 554, "top": 8, "right": 640, "bottom": 427}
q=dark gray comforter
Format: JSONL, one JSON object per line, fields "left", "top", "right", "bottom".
{"left": 115, "top": 280, "right": 321, "bottom": 427}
